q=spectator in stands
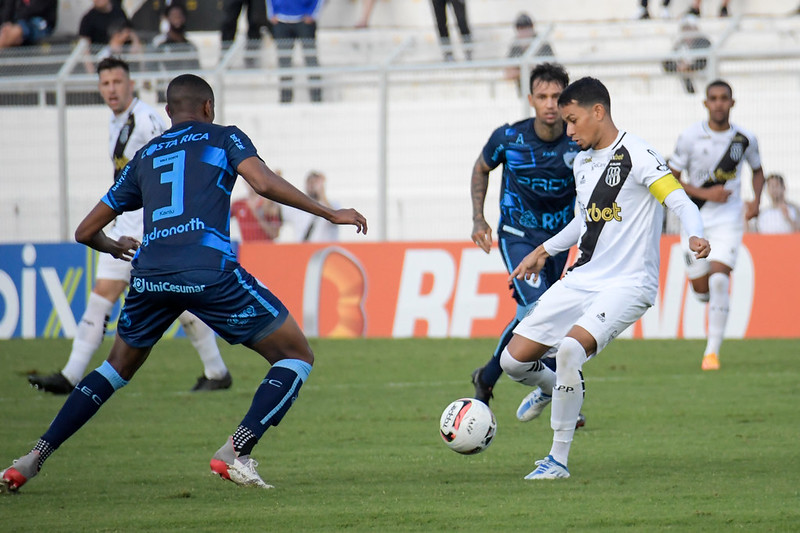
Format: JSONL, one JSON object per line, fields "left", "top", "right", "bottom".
{"left": 220, "top": 0, "right": 270, "bottom": 68}
{"left": 270, "top": 0, "right": 324, "bottom": 103}
{"left": 661, "top": 14, "right": 710, "bottom": 94}
{"left": 0, "top": 0, "right": 57, "bottom": 48}
{"left": 431, "top": 0, "right": 471, "bottom": 61}
{"left": 152, "top": 3, "right": 200, "bottom": 70}
{"left": 636, "top": 0, "right": 671, "bottom": 20}
{"left": 754, "top": 174, "right": 800, "bottom": 234}
{"left": 221, "top": 0, "right": 270, "bottom": 42}
{"left": 232, "top": 186, "right": 283, "bottom": 241}
{"left": 355, "top": 0, "right": 376, "bottom": 28}
{"left": 687, "top": 0, "right": 730, "bottom": 17}
{"left": 96, "top": 19, "right": 143, "bottom": 62}
{"left": 504, "top": 13, "right": 554, "bottom": 93}
{"left": 79, "top": 0, "right": 130, "bottom": 46}
{"left": 281, "top": 171, "right": 340, "bottom": 241}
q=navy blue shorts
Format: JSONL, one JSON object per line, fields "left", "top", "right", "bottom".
{"left": 118, "top": 267, "right": 288, "bottom": 348}
{"left": 498, "top": 229, "right": 569, "bottom": 307}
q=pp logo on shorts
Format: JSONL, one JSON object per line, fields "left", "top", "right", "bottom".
{"left": 131, "top": 277, "right": 146, "bottom": 293}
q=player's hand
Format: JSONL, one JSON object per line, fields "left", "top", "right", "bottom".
{"left": 510, "top": 245, "right": 549, "bottom": 282}
{"left": 330, "top": 208, "right": 368, "bottom": 235}
{"left": 471, "top": 218, "right": 492, "bottom": 254}
{"left": 744, "top": 199, "right": 759, "bottom": 221}
{"left": 110, "top": 236, "right": 140, "bottom": 262}
{"left": 688, "top": 236, "right": 710, "bottom": 259}
{"left": 705, "top": 184, "right": 732, "bottom": 203}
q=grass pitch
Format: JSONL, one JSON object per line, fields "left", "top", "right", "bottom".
{"left": 1, "top": 337, "right": 799, "bottom": 532}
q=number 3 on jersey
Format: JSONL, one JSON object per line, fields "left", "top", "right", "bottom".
{"left": 152, "top": 150, "right": 185, "bottom": 222}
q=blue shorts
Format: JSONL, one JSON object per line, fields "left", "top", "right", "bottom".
{"left": 17, "top": 17, "right": 53, "bottom": 45}
{"left": 498, "top": 229, "right": 569, "bottom": 308}
{"left": 118, "top": 267, "right": 289, "bottom": 348}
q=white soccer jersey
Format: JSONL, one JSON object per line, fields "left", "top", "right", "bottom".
{"left": 108, "top": 97, "right": 165, "bottom": 182}
{"left": 560, "top": 131, "right": 672, "bottom": 302}
{"left": 670, "top": 120, "right": 761, "bottom": 225}
{"left": 107, "top": 98, "right": 165, "bottom": 241}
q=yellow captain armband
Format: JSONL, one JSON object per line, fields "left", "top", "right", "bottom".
{"left": 649, "top": 173, "right": 683, "bottom": 204}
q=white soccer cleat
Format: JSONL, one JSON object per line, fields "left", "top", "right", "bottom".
{"left": 524, "top": 455, "right": 570, "bottom": 480}
{"left": 210, "top": 437, "right": 273, "bottom": 489}
{"left": 516, "top": 388, "right": 552, "bottom": 422}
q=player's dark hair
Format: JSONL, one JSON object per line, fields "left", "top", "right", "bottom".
{"left": 706, "top": 79, "right": 733, "bottom": 98}
{"left": 766, "top": 173, "right": 784, "bottom": 185}
{"left": 96, "top": 56, "right": 130, "bottom": 76}
{"left": 166, "top": 74, "right": 214, "bottom": 112}
{"left": 529, "top": 62, "right": 569, "bottom": 94}
{"left": 557, "top": 76, "right": 611, "bottom": 113}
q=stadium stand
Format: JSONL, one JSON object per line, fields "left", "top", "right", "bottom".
{"left": 0, "top": 0, "right": 798, "bottom": 242}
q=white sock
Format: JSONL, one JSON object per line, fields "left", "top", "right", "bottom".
{"left": 549, "top": 337, "right": 586, "bottom": 467}
{"left": 62, "top": 293, "right": 114, "bottom": 385}
{"left": 179, "top": 311, "right": 228, "bottom": 379}
{"left": 705, "top": 272, "right": 730, "bottom": 356}
{"left": 499, "top": 347, "right": 556, "bottom": 394}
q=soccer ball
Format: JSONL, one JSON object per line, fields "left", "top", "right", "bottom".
{"left": 439, "top": 398, "right": 497, "bottom": 455}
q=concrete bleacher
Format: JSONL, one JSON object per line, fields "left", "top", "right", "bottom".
{"left": 1, "top": 0, "right": 798, "bottom": 242}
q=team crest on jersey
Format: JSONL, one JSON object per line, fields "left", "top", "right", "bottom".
{"left": 605, "top": 165, "right": 622, "bottom": 187}
{"left": 563, "top": 151, "right": 577, "bottom": 168}
{"left": 729, "top": 142, "right": 744, "bottom": 162}
{"left": 118, "top": 124, "right": 130, "bottom": 145}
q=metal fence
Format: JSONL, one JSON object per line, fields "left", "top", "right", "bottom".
{"left": 1, "top": 16, "right": 799, "bottom": 243}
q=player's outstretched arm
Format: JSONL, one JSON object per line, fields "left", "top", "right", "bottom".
{"left": 471, "top": 155, "right": 493, "bottom": 253}
{"left": 75, "top": 201, "right": 140, "bottom": 261}
{"left": 237, "top": 157, "right": 367, "bottom": 235}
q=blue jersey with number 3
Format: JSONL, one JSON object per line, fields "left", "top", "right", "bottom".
{"left": 103, "top": 121, "right": 259, "bottom": 275}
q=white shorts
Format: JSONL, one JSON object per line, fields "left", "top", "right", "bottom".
{"left": 681, "top": 220, "right": 742, "bottom": 279}
{"left": 95, "top": 209, "right": 143, "bottom": 282}
{"left": 513, "top": 281, "right": 652, "bottom": 355}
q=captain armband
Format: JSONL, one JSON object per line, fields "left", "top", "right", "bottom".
{"left": 648, "top": 173, "right": 683, "bottom": 204}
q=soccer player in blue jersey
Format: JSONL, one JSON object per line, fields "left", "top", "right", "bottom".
{"left": 0, "top": 74, "right": 368, "bottom": 492}
{"left": 470, "top": 62, "right": 585, "bottom": 427}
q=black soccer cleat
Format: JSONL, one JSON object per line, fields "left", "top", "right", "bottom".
{"left": 27, "top": 372, "right": 74, "bottom": 395}
{"left": 191, "top": 372, "right": 233, "bottom": 392}
{"left": 470, "top": 367, "right": 494, "bottom": 405}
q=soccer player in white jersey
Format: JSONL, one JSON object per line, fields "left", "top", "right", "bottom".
{"left": 669, "top": 80, "right": 764, "bottom": 371}
{"left": 497, "top": 77, "right": 710, "bottom": 480}
{"left": 28, "top": 57, "right": 233, "bottom": 394}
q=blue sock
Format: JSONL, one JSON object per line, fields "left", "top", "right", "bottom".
{"left": 239, "top": 359, "right": 312, "bottom": 446}
{"left": 481, "top": 317, "right": 519, "bottom": 386}
{"left": 41, "top": 361, "right": 128, "bottom": 452}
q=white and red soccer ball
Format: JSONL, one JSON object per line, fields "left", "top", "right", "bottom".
{"left": 439, "top": 398, "right": 497, "bottom": 455}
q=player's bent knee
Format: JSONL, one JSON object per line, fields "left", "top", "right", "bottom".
{"left": 555, "top": 337, "right": 586, "bottom": 376}
{"left": 500, "top": 347, "right": 530, "bottom": 382}
{"left": 691, "top": 289, "right": 710, "bottom": 303}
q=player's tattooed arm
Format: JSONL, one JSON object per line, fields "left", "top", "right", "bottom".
{"left": 471, "top": 155, "right": 493, "bottom": 253}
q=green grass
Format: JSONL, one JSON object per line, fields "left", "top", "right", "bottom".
{"left": 1, "top": 338, "right": 799, "bottom": 532}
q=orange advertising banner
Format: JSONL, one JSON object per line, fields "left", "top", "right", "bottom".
{"left": 239, "top": 234, "right": 800, "bottom": 339}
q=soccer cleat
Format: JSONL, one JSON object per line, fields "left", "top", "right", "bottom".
{"left": 1, "top": 451, "right": 40, "bottom": 493}
{"left": 524, "top": 455, "right": 570, "bottom": 480}
{"left": 27, "top": 372, "right": 74, "bottom": 395}
{"left": 210, "top": 437, "right": 273, "bottom": 489}
{"left": 191, "top": 372, "right": 233, "bottom": 392}
{"left": 516, "top": 387, "right": 552, "bottom": 422}
{"left": 470, "top": 367, "right": 493, "bottom": 405}
{"left": 701, "top": 353, "right": 720, "bottom": 371}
